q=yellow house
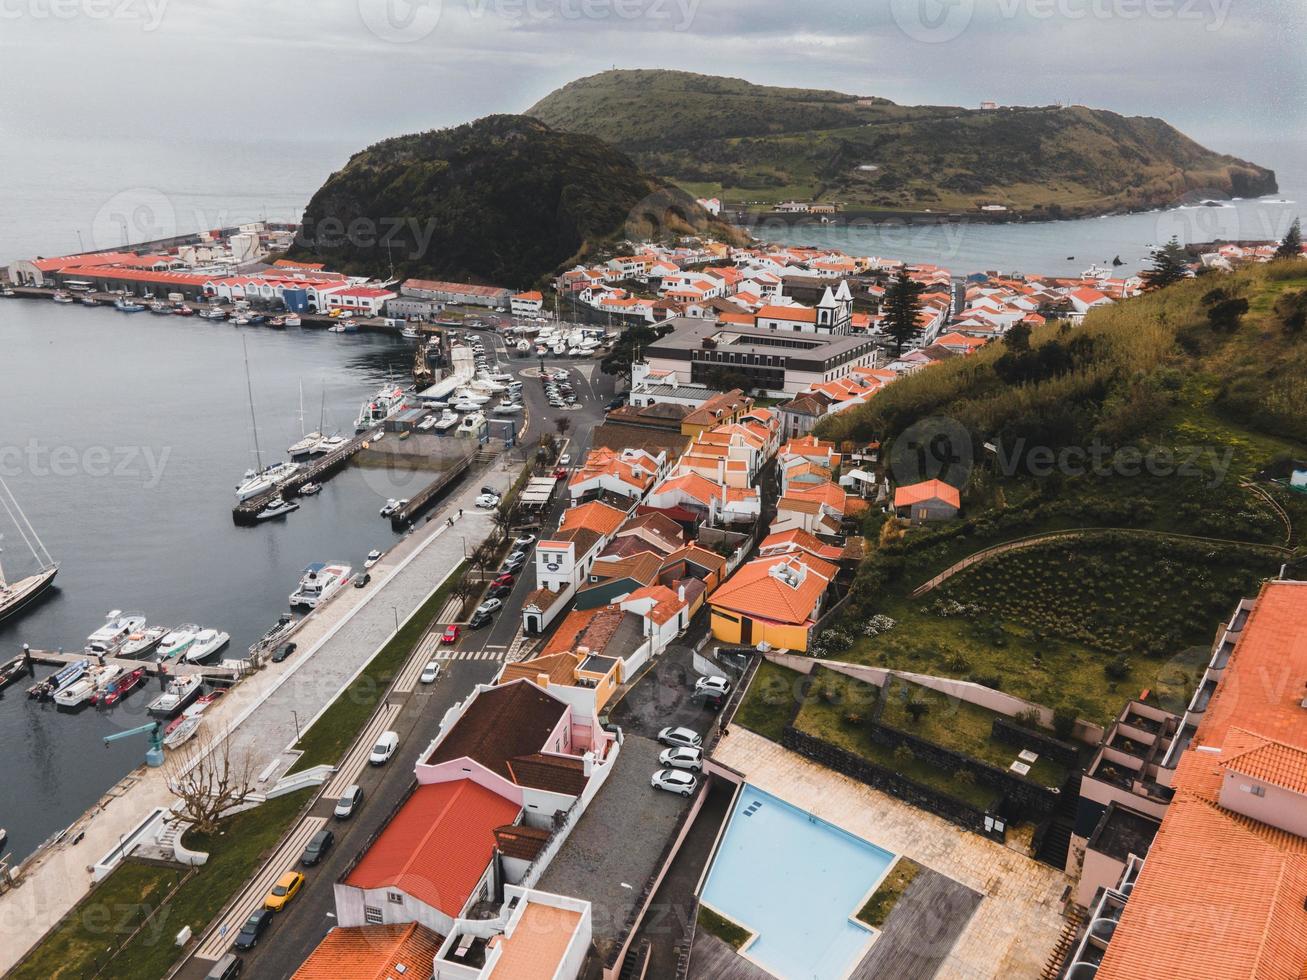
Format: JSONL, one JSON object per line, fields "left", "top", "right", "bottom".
{"left": 708, "top": 552, "right": 837, "bottom": 652}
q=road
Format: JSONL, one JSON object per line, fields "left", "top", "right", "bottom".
{"left": 174, "top": 330, "right": 617, "bottom": 978}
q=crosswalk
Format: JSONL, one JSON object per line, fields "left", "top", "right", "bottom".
{"left": 430, "top": 648, "right": 510, "bottom": 662}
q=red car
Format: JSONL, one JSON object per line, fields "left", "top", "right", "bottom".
{"left": 441, "top": 624, "right": 461, "bottom": 644}
{"left": 492, "top": 573, "right": 514, "bottom": 587}
{"left": 552, "top": 467, "right": 568, "bottom": 479}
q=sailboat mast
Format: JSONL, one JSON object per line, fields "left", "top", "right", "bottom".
{"left": 242, "top": 336, "right": 263, "bottom": 471}
{"left": 0, "top": 476, "right": 55, "bottom": 572}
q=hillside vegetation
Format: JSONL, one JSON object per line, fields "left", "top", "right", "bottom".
{"left": 290, "top": 114, "right": 740, "bottom": 287}
{"left": 815, "top": 262, "right": 1307, "bottom": 724}
{"left": 528, "top": 70, "right": 1277, "bottom": 217}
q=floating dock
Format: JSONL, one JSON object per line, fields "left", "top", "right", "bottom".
{"left": 231, "top": 430, "right": 372, "bottom": 525}
{"left": 23, "top": 648, "right": 243, "bottom": 682}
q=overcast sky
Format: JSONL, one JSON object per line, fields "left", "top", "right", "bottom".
{"left": 2, "top": 0, "right": 1303, "bottom": 153}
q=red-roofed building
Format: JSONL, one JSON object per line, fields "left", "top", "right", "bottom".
{"left": 708, "top": 552, "right": 837, "bottom": 652}
{"left": 293, "top": 922, "right": 443, "bottom": 980}
{"left": 510, "top": 290, "right": 544, "bottom": 316}
{"left": 893, "top": 479, "right": 961, "bottom": 523}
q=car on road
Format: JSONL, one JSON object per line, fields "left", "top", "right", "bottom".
{"left": 369, "top": 730, "right": 399, "bottom": 765}
{"left": 475, "top": 597, "right": 504, "bottom": 616}
{"left": 475, "top": 493, "right": 501, "bottom": 508}
{"left": 206, "top": 953, "right": 244, "bottom": 979}
{"left": 513, "top": 534, "right": 536, "bottom": 548}
{"left": 441, "top": 624, "right": 461, "bottom": 644}
{"left": 263, "top": 871, "right": 305, "bottom": 912}
{"left": 500, "top": 552, "right": 527, "bottom": 574}
{"left": 492, "top": 572, "right": 515, "bottom": 586}
{"left": 299, "top": 828, "right": 335, "bottom": 866}
{"left": 694, "top": 676, "right": 732, "bottom": 698}
{"left": 334, "top": 784, "right": 363, "bottom": 819}
{"left": 651, "top": 768, "right": 698, "bottom": 797}
{"left": 659, "top": 746, "right": 704, "bottom": 771}
{"left": 552, "top": 467, "right": 568, "bottom": 479}
{"left": 354, "top": 572, "right": 371, "bottom": 588}
{"left": 420, "top": 660, "right": 442, "bottom": 684}
{"left": 485, "top": 583, "right": 512, "bottom": 601}
{"left": 233, "top": 909, "right": 271, "bottom": 950}
{"left": 558, "top": 454, "right": 572, "bottom": 466}
{"left": 606, "top": 397, "right": 626, "bottom": 410}
{"left": 270, "top": 641, "right": 297, "bottom": 663}
{"left": 657, "top": 726, "right": 702, "bottom": 749}
{"left": 467, "top": 609, "right": 493, "bottom": 629}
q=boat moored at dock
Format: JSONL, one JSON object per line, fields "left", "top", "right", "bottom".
{"left": 156, "top": 625, "right": 200, "bottom": 662}
{"left": 148, "top": 674, "right": 204, "bottom": 717}
{"left": 84, "top": 611, "right": 147, "bottom": 657}
{"left": 289, "top": 561, "right": 351, "bottom": 609}
{"left": 27, "top": 658, "right": 89, "bottom": 701}
{"left": 184, "top": 628, "right": 230, "bottom": 663}
{"left": 120, "top": 625, "right": 169, "bottom": 658}
{"left": 92, "top": 666, "right": 146, "bottom": 706}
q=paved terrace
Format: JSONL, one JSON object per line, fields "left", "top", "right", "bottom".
{"left": 712, "top": 728, "right": 1071, "bottom": 980}
{"left": 0, "top": 457, "right": 516, "bottom": 975}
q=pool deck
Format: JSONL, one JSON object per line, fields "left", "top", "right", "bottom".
{"left": 712, "top": 728, "right": 1072, "bottom": 980}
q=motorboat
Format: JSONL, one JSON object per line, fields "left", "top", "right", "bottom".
{"left": 85, "top": 611, "right": 148, "bottom": 657}
{"left": 289, "top": 562, "right": 352, "bottom": 609}
{"left": 27, "top": 659, "right": 89, "bottom": 701}
{"left": 251, "top": 613, "right": 295, "bottom": 655}
{"left": 149, "top": 302, "right": 172, "bottom": 315}
{"left": 164, "top": 714, "right": 203, "bottom": 749}
{"left": 364, "top": 549, "right": 382, "bottom": 569}
{"left": 157, "top": 625, "right": 200, "bottom": 662}
{"left": 55, "top": 664, "right": 124, "bottom": 708}
{"left": 451, "top": 399, "right": 481, "bottom": 413}
{"left": 120, "top": 625, "right": 169, "bottom": 658}
{"left": 173, "top": 304, "right": 194, "bottom": 316}
{"left": 114, "top": 297, "right": 146, "bottom": 313}
{"left": 454, "top": 389, "right": 490, "bottom": 405}
{"left": 312, "top": 434, "right": 347, "bottom": 455}
{"left": 52, "top": 291, "right": 75, "bottom": 303}
{"left": 80, "top": 295, "right": 100, "bottom": 307}
{"left": 233, "top": 315, "right": 251, "bottom": 326}
{"left": 255, "top": 496, "right": 300, "bottom": 521}
{"left": 433, "top": 411, "right": 460, "bottom": 432}
{"left": 401, "top": 325, "right": 420, "bottom": 340}
{"left": 148, "top": 674, "right": 204, "bottom": 717}
{"left": 299, "top": 481, "right": 321, "bottom": 496}
{"left": 354, "top": 384, "right": 409, "bottom": 431}
{"left": 492, "top": 402, "right": 523, "bottom": 415}
{"left": 93, "top": 666, "right": 145, "bottom": 707}
{"left": 235, "top": 459, "right": 300, "bottom": 501}
{"left": 284, "top": 313, "right": 302, "bottom": 327}
{"left": 457, "top": 412, "right": 486, "bottom": 434}
{"left": 379, "top": 499, "right": 408, "bottom": 517}
{"left": 416, "top": 415, "right": 437, "bottom": 432}
{"left": 184, "top": 628, "right": 230, "bottom": 663}
{"left": 268, "top": 316, "right": 286, "bottom": 329}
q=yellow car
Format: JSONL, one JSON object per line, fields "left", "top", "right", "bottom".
{"left": 263, "top": 871, "right": 305, "bottom": 911}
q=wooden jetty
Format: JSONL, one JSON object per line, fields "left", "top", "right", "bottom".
{"left": 24, "top": 648, "right": 243, "bottom": 682}
{"left": 232, "top": 429, "right": 371, "bottom": 525}
{"left": 390, "top": 464, "right": 472, "bottom": 531}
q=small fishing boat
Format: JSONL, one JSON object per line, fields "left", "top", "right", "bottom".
{"left": 120, "top": 625, "right": 169, "bottom": 658}
{"left": 255, "top": 496, "right": 299, "bottom": 521}
{"left": 0, "top": 654, "right": 31, "bottom": 691}
{"left": 27, "top": 659, "right": 88, "bottom": 701}
{"left": 364, "top": 549, "right": 382, "bottom": 569}
{"left": 250, "top": 613, "right": 295, "bottom": 656}
{"left": 284, "top": 313, "right": 302, "bottom": 327}
{"left": 268, "top": 316, "right": 286, "bottom": 329}
{"left": 164, "top": 714, "right": 203, "bottom": 749}
{"left": 80, "top": 295, "right": 100, "bottom": 307}
{"left": 114, "top": 297, "right": 146, "bottom": 313}
{"left": 401, "top": 325, "right": 420, "bottom": 340}
{"left": 149, "top": 302, "right": 172, "bottom": 315}
{"left": 52, "top": 291, "right": 75, "bottom": 303}
{"left": 184, "top": 628, "right": 230, "bottom": 663}
{"left": 157, "top": 625, "right": 200, "bottom": 662}
{"left": 248, "top": 314, "right": 268, "bottom": 325}
{"left": 56, "top": 664, "right": 125, "bottom": 708}
{"left": 298, "top": 481, "right": 321, "bottom": 496}
{"left": 148, "top": 674, "right": 203, "bottom": 717}
{"left": 93, "top": 667, "right": 145, "bottom": 706}
{"left": 0, "top": 286, "right": 16, "bottom": 297}
{"left": 173, "top": 305, "right": 195, "bottom": 317}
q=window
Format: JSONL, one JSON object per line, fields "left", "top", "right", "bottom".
{"left": 364, "top": 906, "right": 383, "bottom": 924}
{"left": 387, "top": 891, "right": 404, "bottom": 904}
{"left": 1240, "top": 783, "right": 1266, "bottom": 797}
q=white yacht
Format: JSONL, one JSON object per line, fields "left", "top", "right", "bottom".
{"left": 157, "top": 625, "right": 200, "bottom": 662}
{"left": 85, "top": 611, "right": 147, "bottom": 657}
{"left": 354, "top": 384, "right": 409, "bottom": 431}
{"left": 289, "top": 562, "right": 352, "bottom": 609}
{"left": 184, "top": 628, "right": 230, "bottom": 663}
{"left": 148, "top": 674, "right": 204, "bottom": 717}
{"left": 364, "top": 549, "right": 382, "bottom": 569}
{"left": 288, "top": 383, "right": 324, "bottom": 457}
{"left": 433, "top": 411, "right": 460, "bottom": 432}
{"left": 458, "top": 412, "right": 486, "bottom": 434}
{"left": 120, "top": 625, "right": 169, "bottom": 658}
{"left": 235, "top": 460, "right": 300, "bottom": 501}
{"left": 255, "top": 496, "right": 300, "bottom": 521}
{"left": 55, "top": 664, "right": 124, "bottom": 708}
{"left": 313, "top": 433, "right": 347, "bottom": 456}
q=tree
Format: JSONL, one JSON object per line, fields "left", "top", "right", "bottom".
{"left": 1003, "top": 321, "right": 1032, "bottom": 351}
{"left": 1275, "top": 217, "right": 1302, "bottom": 260}
{"left": 165, "top": 730, "right": 256, "bottom": 836}
{"left": 882, "top": 269, "right": 925, "bottom": 354}
{"left": 599, "top": 322, "right": 672, "bottom": 384}
{"left": 1202, "top": 288, "right": 1248, "bottom": 333}
{"left": 1143, "top": 236, "right": 1189, "bottom": 290}
{"left": 554, "top": 416, "right": 571, "bottom": 438}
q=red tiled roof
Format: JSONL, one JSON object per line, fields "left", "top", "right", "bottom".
{"left": 344, "top": 781, "right": 520, "bottom": 917}
{"left": 292, "top": 923, "right": 442, "bottom": 980}
{"left": 893, "top": 479, "right": 961, "bottom": 509}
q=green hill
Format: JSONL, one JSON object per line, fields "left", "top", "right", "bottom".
{"left": 290, "top": 114, "right": 740, "bottom": 288}
{"left": 810, "top": 262, "right": 1307, "bottom": 725}
{"left": 527, "top": 70, "right": 1277, "bottom": 218}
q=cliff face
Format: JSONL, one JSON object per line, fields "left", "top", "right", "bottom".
{"left": 291, "top": 114, "right": 741, "bottom": 287}
{"left": 529, "top": 70, "right": 1277, "bottom": 218}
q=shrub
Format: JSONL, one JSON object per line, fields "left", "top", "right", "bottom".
{"left": 863, "top": 614, "right": 897, "bottom": 637}
{"left": 892, "top": 743, "right": 915, "bottom": 766}
{"left": 1014, "top": 707, "right": 1042, "bottom": 729}
{"left": 905, "top": 699, "right": 930, "bottom": 723}
{"left": 1053, "top": 706, "right": 1078, "bottom": 740}
{"left": 954, "top": 768, "right": 977, "bottom": 786}
{"left": 1105, "top": 655, "right": 1132, "bottom": 681}
{"left": 820, "top": 628, "right": 854, "bottom": 652}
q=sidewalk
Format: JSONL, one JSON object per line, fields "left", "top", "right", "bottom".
{"left": 0, "top": 457, "right": 517, "bottom": 975}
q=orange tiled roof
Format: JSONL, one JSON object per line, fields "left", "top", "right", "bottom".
{"left": 757, "top": 304, "right": 817, "bottom": 323}
{"left": 709, "top": 553, "right": 836, "bottom": 625}
{"left": 560, "top": 500, "right": 628, "bottom": 538}
{"left": 487, "top": 901, "right": 584, "bottom": 980}
{"left": 292, "top": 923, "right": 442, "bottom": 980}
{"left": 344, "top": 780, "right": 520, "bottom": 917}
{"left": 893, "top": 479, "right": 961, "bottom": 509}
{"left": 759, "top": 527, "right": 845, "bottom": 561}
{"left": 621, "top": 584, "right": 686, "bottom": 625}
{"left": 1221, "top": 736, "right": 1307, "bottom": 796}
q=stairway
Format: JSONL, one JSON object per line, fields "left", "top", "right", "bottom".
{"left": 1038, "top": 916, "right": 1082, "bottom": 980}
{"left": 1035, "top": 773, "right": 1081, "bottom": 870}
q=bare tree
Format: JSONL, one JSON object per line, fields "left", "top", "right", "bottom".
{"left": 164, "top": 729, "right": 257, "bottom": 836}
{"left": 554, "top": 416, "right": 571, "bottom": 438}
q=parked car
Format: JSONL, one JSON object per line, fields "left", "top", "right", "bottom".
{"left": 420, "top": 661, "right": 442, "bottom": 684}
{"left": 694, "top": 676, "right": 732, "bottom": 698}
{"left": 492, "top": 572, "right": 515, "bottom": 587}
{"left": 369, "top": 731, "right": 399, "bottom": 765}
{"left": 552, "top": 467, "right": 568, "bottom": 479}
{"left": 558, "top": 454, "right": 572, "bottom": 466}
{"left": 502, "top": 550, "right": 528, "bottom": 570}
{"left": 233, "top": 908, "right": 271, "bottom": 949}
{"left": 475, "top": 493, "right": 501, "bottom": 509}
{"left": 441, "top": 624, "right": 461, "bottom": 644}
{"left": 475, "top": 597, "right": 504, "bottom": 616}
{"left": 659, "top": 746, "right": 704, "bottom": 771}
{"left": 270, "top": 642, "right": 297, "bottom": 663}
{"left": 704, "top": 692, "right": 727, "bottom": 712}
{"left": 206, "top": 953, "right": 244, "bottom": 979}
{"left": 606, "top": 397, "right": 626, "bottom": 410}
{"left": 354, "top": 572, "right": 371, "bottom": 588}
{"left": 485, "top": 584, "right": 512, "bottom": 601}
{"left": 480, "top": 486, "right": 499, "bottom": 496}
{"left": 651, "top": 768, "right": 698, "bottom": 797}
{"left": 263, "top": 871, "right": 305, "bottom": 912}
{"left": 657, "top": 726, "right": 702, "bottom": 749}
{"left": 299, "top": 828, "right": 335, "bottom": 866}
{"left": 467, "top": 610, "right": 493, "bottom": 630}
{"left": 334, "top": 784, "right": 363, "bottom": 819}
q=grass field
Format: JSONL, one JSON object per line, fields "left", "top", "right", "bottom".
{"left": 857, "top": 857, "right": 923, "bottom": 929}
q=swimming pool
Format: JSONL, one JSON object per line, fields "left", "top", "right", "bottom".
{"left": 700, "top": 784, "right": 896, "bottom": 979}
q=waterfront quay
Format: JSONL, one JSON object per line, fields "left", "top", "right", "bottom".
{"left": 0, "top": 454, "right": 519, "bottom": 975}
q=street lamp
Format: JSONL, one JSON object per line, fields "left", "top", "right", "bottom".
{"left": 291, "top": 710, "right": 301, "bottom": 742}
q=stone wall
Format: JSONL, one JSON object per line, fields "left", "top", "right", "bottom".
{"left": 991, "top": 716, "right": 1084, "bottom": 770}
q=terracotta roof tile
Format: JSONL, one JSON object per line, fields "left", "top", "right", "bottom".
{"left": 292, "top": 923, "right": 443, "bottom": 980}
{"left": 424, "top": 681, "right": 567, "bottom": 777}
{"left": 893, "top": 479, "right": 961, "bottom": 509}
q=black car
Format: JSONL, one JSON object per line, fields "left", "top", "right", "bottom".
{"left": 485, "top": 584, "right": 512, "bottom": 600}
{"left": 270, "top": 642, "right": 297, "bottom": 664}
{"left": 233, "top": 909, "right": 272, "bottom": 950}
{"left": 354, "top": 572, "right": 371, "bottom": 588}
{"left": 467, "top": 610, "right": 493, "bottom": 630}
{"left": 704, "top": 692, "right": 727, "bottom": 712}
{"left": 300, "top": 828, "right": 335, "bottom": 866}
{"left": 606, "top": 397, "right": 626, "bottom": 410}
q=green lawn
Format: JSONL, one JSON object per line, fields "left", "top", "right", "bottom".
{"left": 733, "top": 659, "right": 807, "bottom": 742}
{"left": 857, "top": 857, "right": 923, "bottom": 929}
{"left": 11, "top": 791, "right": 309, "bottom": 980}
{"left": 288, "top": 563, "right": 466, "bottom": 774}
{"left": 697, "top": 905, "right": 752, "bottom": 950}
{"left": 879, "top": 677, "right": 1069, "bottom": 788}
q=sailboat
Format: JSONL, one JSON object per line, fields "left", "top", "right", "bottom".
{"left": 234, "top": 337, "right": 300, "bottom": 501}
{"left": 0, "top": 477, "right": 59, "bottom": 625}
{"left": 287, "top": 382, "right": 324, "bottom": 458}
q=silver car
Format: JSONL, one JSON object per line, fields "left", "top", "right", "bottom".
{"left": 651, "top": 768, "right": 698, "bottom": 797}
{"left": 659, "top": 746, "right": 703, "bottom": 771}
{"left": 657, "top": 726, "right": 702, "bottom": 749}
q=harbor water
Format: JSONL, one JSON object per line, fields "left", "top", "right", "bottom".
{"left": 0, "top": 300, "right": 423, "bottom": 862}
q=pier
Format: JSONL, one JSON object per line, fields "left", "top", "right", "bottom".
{"left": 231, "top": 429, "right": 372, "bottom": 525}
{"left": 390, "top": 463, "right": 472, "bottom": 530}
{"left": 23, "top": 647, "right": 244, "bottom": 682}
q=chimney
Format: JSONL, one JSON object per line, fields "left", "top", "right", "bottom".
{"left": 583, "top": 751, "right": 595, "bottom": 777}
{"left": 536, "top": 674, "right": 550, "bottom": 688}
{"left": 678, "top": 584, "right": 686, "bottom": 603}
